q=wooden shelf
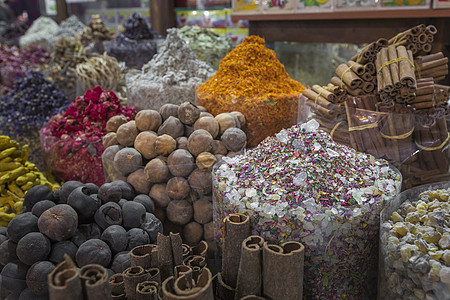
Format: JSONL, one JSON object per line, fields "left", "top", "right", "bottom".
{"left": 232, "top": 8, "right": 450, "bottom": 21}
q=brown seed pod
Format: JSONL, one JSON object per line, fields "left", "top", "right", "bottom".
{"left": 166, "top": 200, "right": 193, "bottom": 225}
{"left": 127, "top": 169, "right": 152, "bottom": 195}
{"left": 116, "top": 122, "right": 139, "bottom": 147}
{"left": 211, "top": 140, "right": 228, "bottom": 156}
{"left": 187, "top": 129, "right": 213, "bottom": 157}
{"left": 134, "top": 131, "right": 158, "bottom": 160}
{"left": 149, "top": 184, "right": 171, "bottom": 208}
{"left": 221, "top": 128, "right": 247, "bottom": 152}
{"left": 106, "top": 115, "right": 128, "bottom": 133}
{"left": 176, "top": 137, "right": 188, "bottom": 150}
{"left": 193, "top": 199, "right": 212, "bottom": 224}
{"left": 183, "top": 222, "right": 203, "bottom": 245}
{"left": 194, "top": 117, "right": 219, "bottom": 139}
{"left": 215, "top": 113, "right": 238, "bottom": 135}
{"left": 196, "top": 152, "right": 217, "bottom": 171}
{"left": 157, "top": 116, "right": 184, "bottom": 139}
{"left": 166, "top": 177, "right": 191, "bottom": 200}
{"left": 102, "top": 132, "right": 118, "bottom": 148}
{"left": 178, "top": 102, "right": 201, "bottom": 125}
{"left": 188, "top": 169, "right": 212, "bottom": 196}
{"left": 159, "top": 104, "right": 179, "bottom": 121}
{"left": 144, "top": 158, "right": 169, "bottom": 183}
{"left": 154, "top": 134, "right": 176, "bottom": 156}
{"left": 167, "top": 149, "right": 195, "bottom": 177}
{"left": 135, "top": 110, "right": 162, "bottom": 132}
{"left": 231, "top": 111, "right": 246, "bottom": 128}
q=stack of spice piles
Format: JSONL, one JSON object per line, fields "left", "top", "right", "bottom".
{"left": 0, "top": 71, "right": 70, "bottom": 170}
{"left": 40, "top": 86, "right": 136, "bottom": 186}
{"left": 196, "top": 35, "right": 306, "bottom": 148}
{"left": 106, "top": 12, "right": 157, "bottom": 70}
{"left": 302, "top": 24, "right": 450, "bottom": 188}
{"left": 177, "top": 25, "right": 232, "bottom": 70}
{"left": 213, "top": 120, "right": 402, "bottom": 299}
{"left": 126, "top": 28, "right": 215, "bottom": 111}
{"left": 78, "top": 14, "right": 115, "bottom": 54}
{"left": 19, "top": 17, "right": 59, "bottom": 51}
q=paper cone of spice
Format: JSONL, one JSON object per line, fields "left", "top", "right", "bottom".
{"left": 79, "top": 264, "right": 112, "bottom": 300}
{"left": 48, "top": 255, "right": 83, "bottom": 300}
{"left": 262, "top": 241, "right": 305, "bottom": 300}
{"left": 197, "top": 35, "right": 305, "bottom": 147}
{"left": 235, "top": 235, "right": 264, "bottom": 300}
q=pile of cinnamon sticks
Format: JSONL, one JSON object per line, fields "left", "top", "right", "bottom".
{"left": 415, "top": 52, "right": 449, "bottom": 82}
{"left": 387, "top": 24, "right": 437, "bottom": 56}
{"left": 375, "top": 45, "right": 417, "bottom": 104}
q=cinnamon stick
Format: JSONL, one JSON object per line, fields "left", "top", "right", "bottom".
{"left": 123, "top": 266, "right": 149, "bottom": 300}
{"left": 136, "top": 281, "right": 159, "bottom": 300}
{"left": 387, "top": 45, "right": 401, "bottom": 88}
{"left": 79, "top": 264, "right": 112, "bottom": 300}
{"left": 49, "top": 255, "right": 83, "bottom": 300}
{"left": 222, "top": 214, "right": 250, "bottom": 289}
{"left": 347, "top": 60, "right": 365, "bottom": 76}
{"left": 109, "top": 274, "right": 125, "bottom": 298}
{"left": 379, "top": 47, "right": 393, "bottom": 92}
{"left": 235, "top": 236, "right": 264, "bottom": 300}
{"left": 131, "top": 244, "right": 158, "bottom": 269}
{"left": 158, "top": 233, "right": 174, "bottom": 281}
{"left": 398, "top": 46, "right": 416, "bottom": 86}
{"left": 335, "top": 64, "right": 364, "bottom": 89}
{"left": 192, "top": 241, "right": 208, "bottom": 258}
{"left": 302, "top": 89, "right": 333, "bottom": 109}
{"left": 147, "top": 268, "right": 162, "bottom": 287}
{"left": 262, "top": 241, "right": 304, "bottom": 300}
{"left": 171, "top": 232, "right": 183, "bottom": 267}
{"left": 311, "top": 85, "right": 337, "bottom": 103}
{"left": 162, "top": 268, "right": 214, "bottom": 300}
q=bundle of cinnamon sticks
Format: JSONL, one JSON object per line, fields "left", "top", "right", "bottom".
{"left": 415, "top": 52, "right": 449, "bottom": 82}
{"left": 350, "top": 38, "right": 388, "bottom": 65}
{"left": 375, "top": 45, "right": 417, "bottom": 104}
{"left": 387, "top": 24, "right": 437, "bottom": 56}
{"left": 302, "top": 86, "right": 346, "bottom": 120}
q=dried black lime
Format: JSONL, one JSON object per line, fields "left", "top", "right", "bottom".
{"left": 7, "top": 212, "right": 39, "bottom": 243}
{"left": 16, "top": 232, "right": 51, "bottom": 265}
{"left": 76, "top": 239, "right": 112, "bottom": 267}
{"left": 100, "top": 225, "right": 127, "bottom": 255}
{"left": 38, "top": 204, "right": 78, "bottom": 241}
{"left": 25, "top": 261, "right": 55, "bottom": 295}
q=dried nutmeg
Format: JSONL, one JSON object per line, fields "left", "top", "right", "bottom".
{"left": 211, "top": 140, "right": 228, "bottom": 156}
{"left": 187, "top": 129, "right": 213, "bottom": 157}
{"left": 176, "top": 137, "right": 188, "bottom": 150}
{"left": 103, "top": 132, "right": 118, "bottom": 148}
{"left": 154, "top": 134, "right": 176, "bottom": 156}
{"left": 116, "top": 122, "right": 139, "bottom": 147}
{"left": 166, "top": 200, "right": 193, "bottom": 225}
{"left": 157, "top": 116, "right": 184, "bottom": 139}
{"left": 166, "top": 177, "right": 190, "bottom": 200}
{"left": 167, "top": 149, "right": 195, "bottom": 177}
{"left": 178, "top": 102, "right": 201, "bottom": 125}
{"left": 127, "top": 169, "right": 152, "bottom": 195}
{"left": 134, "top": 131, "right": 157, "bottom": 160}
{"left": 196, "top": 152, "right": 217, "bottom": 171}
{"left": 188, "top": 169, "right": 212, "bottom": 196}
{"left": 114, "top": 148, "right": 143, "bottom": 175}
{"left": 221, "top": 127, "right": 247, "bottom": 152}
{"left": 159, "top": 104, "right": 179, "bottom": 121}
{"left": 215, "top": 113, "right": 238, "bottom": 135}
{"left": 231, "top": 111, "right": 246, "bottom": 128}
{"left": 184, "top": 125, "right": 194, "bottom": 138}
{"left": 144, "top": 158, "right": 169, "bottom": 183}
{"left": 194, "top": 116, "right": 219, "bottom": 139}
{"left": 106, "top": 115, "right": 128, "bottom": 133}
{"left": 193, "top": 199, "right": 212, "bottom": 224}
{"left": 149, "top": 184, "right": 171, "bottom": 208}
{"left": 135, "top": 109, "right": 162, "bottom": 132}
{"left": 183, "top": 222, "right": 203, "bottom": 245}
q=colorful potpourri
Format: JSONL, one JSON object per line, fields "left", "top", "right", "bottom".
{"left": 213, "top": 119, "right": 402, "bottom": 299}
{"left": 380, "top": 182, "right": 450, "bottom": 300}
{"left": 40, "top": 86, "right": 136, "bottom": 186}
{"left": 197, "top": 35, "right": 305, "bottom": 147}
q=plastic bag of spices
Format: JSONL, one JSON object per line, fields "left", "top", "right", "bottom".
{"left": 213, "top": 120, "right": 402, "bottom": 299}
{"left": 379, "top": 181, "right": 450, "bottom": 300}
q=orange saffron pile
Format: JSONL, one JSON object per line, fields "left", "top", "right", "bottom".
{"left": 197, "top": 35, "right": 305, "bottom": 147}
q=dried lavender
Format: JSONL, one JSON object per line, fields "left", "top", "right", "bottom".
{"left": 178, "top": 26, "right": 232, "bottom": 70}
{"left": 0, "top": 71, "right": 70, "bottom": 167}
{"left": 106, "top": 13, "right": 157, "bottom": 69}
{"left": 19, "top": 17, "right": 59, "bottom": 51}
{"left": 126, "top": 28, "right": 215, "bottom": 111}
{"left": 48, "top": 15, "right": 87, "bottom": 47}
